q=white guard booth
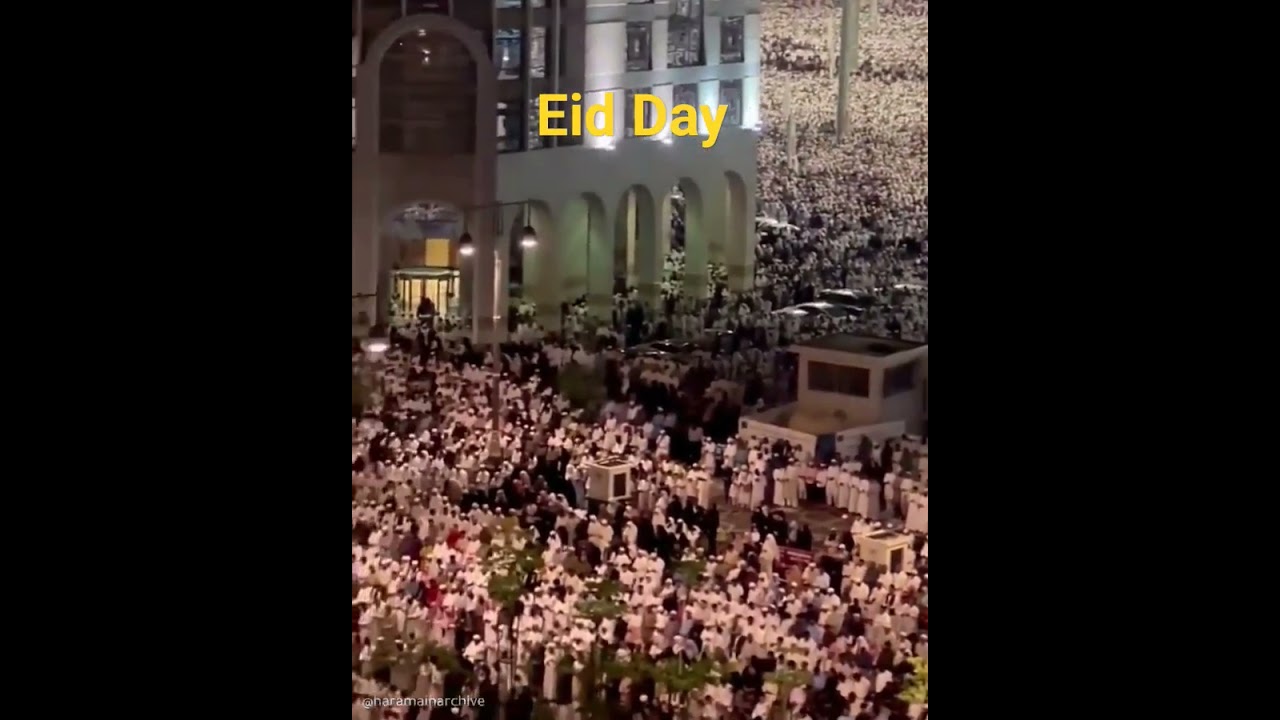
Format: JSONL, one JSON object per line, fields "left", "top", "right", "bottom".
{"left": 586, "top": 457, "right": 635, "bottom": 502}
{"left": 858, "top": 530, "right": 914, "bottom": 572}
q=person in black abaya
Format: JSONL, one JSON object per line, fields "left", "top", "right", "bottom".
{"left": 702, "top": 505, "right": 719, "bottom": 555}
{"left": 667, "top": 496, "right": 684, "bottom": 526}
{"left": 477, "top": 671, "right": 500, "bottom": 720}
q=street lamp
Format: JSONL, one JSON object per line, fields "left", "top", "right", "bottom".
{"left": 458, "top": 201, "right": 539, "bottom": 458}
{"left": 520, "top": 224, "right": 538, "bottom": 249}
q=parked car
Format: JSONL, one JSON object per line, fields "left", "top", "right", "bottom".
{"left": 625, "top": 340, "right": 698, "bottom": 358}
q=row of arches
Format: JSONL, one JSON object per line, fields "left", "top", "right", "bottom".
{"left": 549, "top": 170, "right": 752, "bottom": 304}
{"left": 381, "top": 169, "right": 752, "bottom": 324}
{"left": 355, "top": 13, "right": 757, "bottom": 330}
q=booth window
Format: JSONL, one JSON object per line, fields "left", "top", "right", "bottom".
{"left": 809, "top": 361, "right": 870, "bottom": 397}
{"left": 883, "top": 361, "right": 918, "bottom": 397}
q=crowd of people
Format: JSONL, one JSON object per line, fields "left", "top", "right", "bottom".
{"left": 352, "top": 333, "right": 930, "bottom": 720}
{"left": 355, "top": 3, "right": 929, "bottom": 718}
{"left": 545, "top": 0, "right": 928, "bottom": 355}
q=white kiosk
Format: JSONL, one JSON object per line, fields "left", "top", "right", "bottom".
{"left": 586, "top": 457, "right": 635, "bottom": 502}
{"left": 858, "top": 530, "right": 914, "bottom": 572}
{"left": 739, "top": 334, "right": 928, "bottom": 460}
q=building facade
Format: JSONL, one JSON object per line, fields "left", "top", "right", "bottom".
{"left": 352, "top": 0, "right": 760, "bottom": 335}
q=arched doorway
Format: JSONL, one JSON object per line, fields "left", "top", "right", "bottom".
{"left": 664, "top": 178, "right": 708, "bottom": 299}
{"left": 723, "top": 170, "right": 753, "bottom": 290}
{"left": 559, "top": 192, "right": 610, "bottom": 315}
{"left": 614, "top": 185, "right": 657, "bottom": 295}
{"left": 385, "top": 201, "right": 462, "bottom": 326}
{"left": 509, "top": 200, "right": 554, "bottom": 327}
{"left": 352, "top": 13, "right": 498, "bottom": 327}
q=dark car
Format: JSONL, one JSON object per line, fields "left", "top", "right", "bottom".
{"left": 776, "top": 302, "right": 857, "bottom": 318}
{"left": 816, "top": 288, "right": 877, "bottom": 310}
{"left": 625, "top": 340, "right": 697, "bottom": 358}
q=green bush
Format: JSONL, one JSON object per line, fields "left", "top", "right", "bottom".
{"left": 556, "top": 363, "right": 607, "bottom": 418}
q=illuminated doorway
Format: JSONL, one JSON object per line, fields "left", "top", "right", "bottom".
{"left": 392, "top": 266, "right": 460, "bottom": 322}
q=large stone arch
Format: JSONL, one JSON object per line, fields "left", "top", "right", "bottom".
{"left": 352, "top": 13, "right": 498, "bottom": 328}
{"left": 614, "top": 184, "right": 658, "bottom": 295}
{"left": 723, "top": 170, "right": 754, "bottom": 291}
{"left": 558, "top": 192, "right": 612, "bottom": 317}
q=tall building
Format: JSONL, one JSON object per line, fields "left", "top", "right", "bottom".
{"left": 352, "top": 0, "right": 760, "bottom": 335}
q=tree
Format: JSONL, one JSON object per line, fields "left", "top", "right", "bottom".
{"left": 649, "top": 654, "right": 734, "bottom": 720}
{"left": 479, "top": 518, "right": 545, "bottom": 711}
{"left": 556, "top": 363, "right": 607, "bottom": 418}
{"left": 899, "top": 657, "right": 928, "bottom": 713}
{"left": 560, "top": 575, "right": 629, "bottom": 720}
{"left": 764, "top": 667, "right": 813, "bottom": 720}
{"left": 673, "top": 557, "right": 708, "bottom": 588}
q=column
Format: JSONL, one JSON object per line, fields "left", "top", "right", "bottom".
{"left": 468, "top": 208, "right": 500, "bottom": 344}
{"left": 585, "top": 201, "right": 614, "bottom": 319}
{"left": 869, "top": 0, "right": 879, "bottom": 32}
{"left": 682, "top": 189, "right": 709, "bottom": 300}
{"left": 724, "top": 179, "right": 755, "bottom": 293}
{"left": 660, "top": 193, "right": 673, "bottom": 261}
{"left": 625, "top": 190, "right": 638, "bottom": 289}
{"left": 352, "top": 182, "right": 380, "bottom": 331}
{"left": 836, "top": 0, "right": 860, "bottom": 142}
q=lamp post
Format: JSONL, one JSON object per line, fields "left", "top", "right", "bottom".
{"left": 458, "top": 202, "right": 539, "bottom": 458}
{"left": 836, "top": 0, "right": 861, "bottom": 142}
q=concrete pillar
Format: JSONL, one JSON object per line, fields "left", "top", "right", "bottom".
{"left": 682, "top": 186, "right": 709, "bottom": 300}
{"left": 724, "top": 176, "right": 755, "bottom": 294}
{"left": 352, "top": 183, "right": 380, "bottom": 330}
{"left": 585, "top": 201, "right": 614, "bottom": 318}
{"left": 467, "top": 207, "right": 503, "bottom": 344}
{"left": 836, "top": 0, "right": 860, "bottom": 142}
{"left": 525, "top": 204, "right": 560, "bottom": 330}
{"left": 869, "top": 0, "right": 879, "bottom": 32}
{"left": 660, "top": 193, "right": 673, "bottom": 261}
{"left": 625, "top": 190, "right": 638, "bottom": 289}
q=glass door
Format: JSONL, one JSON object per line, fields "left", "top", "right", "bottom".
{"left": 392, "top": 268, "right": 460, "bottom": 324}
